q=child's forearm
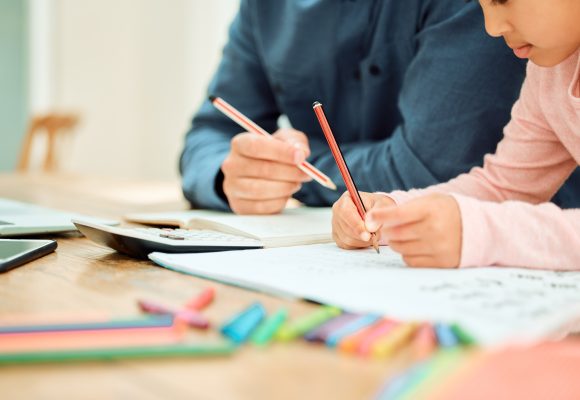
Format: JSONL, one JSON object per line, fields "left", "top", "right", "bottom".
{"left": 452, "top": 194, "right": 580, "bottom": 270}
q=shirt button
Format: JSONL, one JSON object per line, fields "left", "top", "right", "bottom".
{"left": 369, "top": 64, "right": 381, "bottom": 76}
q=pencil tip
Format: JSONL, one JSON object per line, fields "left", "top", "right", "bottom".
{"left": 208, "top": 95, "right": 217, "bottom": 102}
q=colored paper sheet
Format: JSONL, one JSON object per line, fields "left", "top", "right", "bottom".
{"left": 432, "top": 341, "right": 580, "bottom": 400}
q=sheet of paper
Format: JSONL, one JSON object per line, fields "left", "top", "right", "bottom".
{"left": 149, "top": 244, "right": 580, "bottom": 345}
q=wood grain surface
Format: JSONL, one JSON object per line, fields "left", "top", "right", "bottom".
{"left": 0, "top": 173, "right": 403, "bottom": 400}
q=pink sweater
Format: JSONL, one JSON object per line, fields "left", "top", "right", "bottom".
{"left": 388, "top": 49, "right": 580, "bottom": 270}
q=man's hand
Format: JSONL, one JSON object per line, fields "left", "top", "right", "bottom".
{"left": 365, "top": 194, "right": 462, "bottom": 268}
{"left": 332, "top": 191, "right": 395, "bottom": 249}
{"left": 221, "top": 129, "right": 312, "bottom": 214}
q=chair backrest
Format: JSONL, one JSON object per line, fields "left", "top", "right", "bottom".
{"left": 18, "top": 113, "right": 79, "bottom": 172}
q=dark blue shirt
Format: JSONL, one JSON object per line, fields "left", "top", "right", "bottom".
{"left": 180, "top": 0, "right": 579, "bottom": 210}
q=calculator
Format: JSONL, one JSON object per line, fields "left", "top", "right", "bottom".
{"left": 73, "top": 219, "right": 263, "bottom": 259}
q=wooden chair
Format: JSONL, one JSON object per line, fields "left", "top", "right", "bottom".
{"left": 18, "top": 113, "right": 79, "bottom": 172}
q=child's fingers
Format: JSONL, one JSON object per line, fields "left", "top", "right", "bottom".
{"left": 333, "top": 214, "right": 370, "bottom": 249}
{"left": 401, "top": 255, "right": 437, "bottom": 269}
{"left": 383, "top": 222, "right": 423, "bottom": 242}
{"left": 388, "top": 239, "right": 429, "bottom": 258}
{"left": 333, "top": 192, "right": 371, "bottom": 240}
{"left": 366, "top": 201, "right": 429, "bottom": 232}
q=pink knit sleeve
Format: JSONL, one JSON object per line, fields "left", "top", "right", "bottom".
{"left": 385, "top": 62, "right": 579, "bottom": 269}
{"left": 453, "top": 194, "right": 580, "bottom": 269}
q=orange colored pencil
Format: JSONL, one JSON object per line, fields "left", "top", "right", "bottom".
{"left": 210, "top": 96, "right": 336, "bottom": 191}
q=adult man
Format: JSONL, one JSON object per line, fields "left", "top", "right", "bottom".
{"left": 180, "top": 0, "right": 579, "bottom": 214}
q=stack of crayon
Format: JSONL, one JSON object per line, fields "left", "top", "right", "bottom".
{"left": 218, "top": 302, "right": 476, "bottom": 360}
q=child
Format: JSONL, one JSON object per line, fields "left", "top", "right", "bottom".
{"left": 332, "top": 0, "right": 580, "bottom": 270}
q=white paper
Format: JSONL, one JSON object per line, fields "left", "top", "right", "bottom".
{"left": 149, "top": 244, "right": 580, "bottom": 345}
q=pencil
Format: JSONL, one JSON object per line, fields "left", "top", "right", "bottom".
{"left": 312, "top": 101, "right": 380, "bottom": 253}
{"left": 209, "top": 96, "right": 337, "bottom": 191}
{"left": 0, "top": 342, "right": 236, "bottom": 364}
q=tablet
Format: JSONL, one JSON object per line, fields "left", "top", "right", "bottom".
{"left": 0, "top": 239, "right": 57, "bottom": 273}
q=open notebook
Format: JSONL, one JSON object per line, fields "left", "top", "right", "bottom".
{"left": 125, "top": 207, "right": 332, "bottom": 248}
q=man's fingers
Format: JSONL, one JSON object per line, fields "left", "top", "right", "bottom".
{"left": 229, "top": 197, "right": 289, "bottom": 215}
{"left": 224, "top": 178, "right": 301, "bottom": 201}
{"left": 272, "top": 129, "right": 311, "bottom": 158}
{"left": 222, "top": 154, "right": 310, "bottom": 182}
{"left": 231, "top": 133, "right": 307, "bottom": 165}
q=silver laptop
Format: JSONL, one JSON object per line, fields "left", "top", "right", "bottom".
{"left": 0, "top": 198, "right": 118, "bottom": 237}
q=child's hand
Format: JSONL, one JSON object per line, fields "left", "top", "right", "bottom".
{"left": 332, "top": 191, "right": 395, "bottom": 249}
{"left": 365, "top": 194, "right": 462, "bottom": 268}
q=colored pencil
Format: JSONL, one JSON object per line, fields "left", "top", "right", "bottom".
{"left": 276, "top": 306, "right": 341, "bottom": 341}
{"left": 138, "top": 299, "right": 210, "bottom": 329}
{"left": 220, "top": 302, "right": 266, "bottom": 344}
{"left": 312, "top": 101, "right": 379, "bottom": 253}
{"left": 186, "top": 287, "right": 216, "bottom": 311}
{"left": 251, "top": 308, "right": 288, "bottom": 347}
{"left": 0, "top": 315, "right": 174, "bottom": 335}
{"left": 210, "top": 96, "right": 337, "bottom": 191}
{"left": 371, "top": 323, "right": 418, "bottom": 359}
{"left": 0, "top": 342, "right": 236, "bottom": 364}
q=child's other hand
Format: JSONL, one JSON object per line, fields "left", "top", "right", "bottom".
{"left": 365, "top": 194, "right": 462, "bottom": 268}
{"left": 332, "top": 192, "right": 395, "bottom": 249}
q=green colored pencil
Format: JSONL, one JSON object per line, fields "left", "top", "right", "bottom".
{"left": 251, "top": 308, "right": 288, "bottom": 346}
{"left": 276, "top": 306, "right": 341, "bottom": 341}
{"left": 0, "top": 342, "right": 236, "bottom": 365}
{"left": 450, "top": 324, "right": 477, "bottom": 346}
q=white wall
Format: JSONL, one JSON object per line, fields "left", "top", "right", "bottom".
{"left": 30, "top": 0, "right": 238, "bottom": 180}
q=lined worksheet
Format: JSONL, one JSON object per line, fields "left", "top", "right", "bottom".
{"left": 150, "top": 244, "right": 580, "bottom": 345}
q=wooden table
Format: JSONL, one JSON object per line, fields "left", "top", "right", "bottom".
{"left": 0, "top": 173, "right": 403, "bottom": 400}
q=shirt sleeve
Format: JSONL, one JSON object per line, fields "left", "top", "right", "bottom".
{"left": 293, "top": 3, "right": 526, "bottom": 206}
{"left": 388, "top": 63, "right": 580, "bottom": 270}
{"left": 179, "top": 0, "right": 281, "bottom": 211}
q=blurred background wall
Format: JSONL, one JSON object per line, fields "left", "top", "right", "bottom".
{"left": 1, "top": 0, "right": 239, "bottom": 180}
{"left": 0, "top": 0, "right": 28, "bottom": 171}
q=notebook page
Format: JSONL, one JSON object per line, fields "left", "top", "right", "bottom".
{"left": 149, "top": 244, "right": 580, "bottom": 345}
{"left": 126, "top": 208, "right": 332, "bottom": 245}
{"left": 188, "top": 207, "right": 332, "bottom": 242}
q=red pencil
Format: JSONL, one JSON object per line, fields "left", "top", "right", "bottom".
{"left": 209, "top": 96, "right": 337, "bottom": 191}
{"left": 312, "top": 101, "right": 379, "bottom": 253}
